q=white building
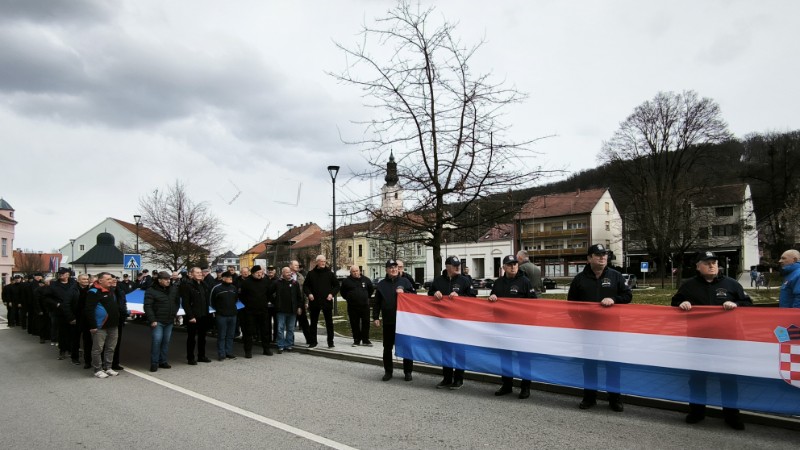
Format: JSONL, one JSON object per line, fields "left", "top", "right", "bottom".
{"left": 425, "top": 224, "right": 514, "bottom": 281}
{"left": 58, "top": 217, "right": 161, "bottom": 273}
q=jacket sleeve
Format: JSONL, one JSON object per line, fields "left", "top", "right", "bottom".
{"left": 671, "top": 283, "right": 689, "bottom": 307}
{"left": 143, "top": 289, "right": 156, "bottom": 323}
{"left": 62, "top": 287, "right": 78, "bottom": 322}
{"left": 367, "top": 278, "right": 375, "bottom": 298}
{"left": 373, "top": 288, "right": 383, "bottom": 320}
{"left": 84, "top": 291, "right": 99, "bottom": 329}
{"left": 566, "top": 277, "right": 580, "bottom": 301}
{"left": 614, "top": 273, "right": 633, "bottom": 304}
{"left": 302, "top": 273, "right": 313, "bottom": 296}
{"left": 179, "top": 284, "right": 195, "bottom": 320}
{"left": 330, "top": 273, "right": 340, "bottom": 296}
{"left": 733, "top": 283, "right": 753, "bottom": 307}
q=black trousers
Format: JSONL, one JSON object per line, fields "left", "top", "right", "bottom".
{"left": 582, "top": 360, "right": 621, "bottom": 402}
{"left": 71, "top": 322, "right": 92, "bottom": 364}
{"left": 243, "top": 311, "right": 271, "bottom": 353}
{"left": 296, "top": 308, "right": 311, "bottom": 342}
{"left": 18, "top": 304, "right": 28, "bottom": 329}
{"left": 309, "top": 304, "right": 333, "bottom": 346}
{"left": 6, "top": 303, "right": 17, "bottom": 326}
{"left": 186, "top": 315, "right": 212, "bottom": 361}
{"left": 57, "top": 316, "right": 71, "bottom": 351}
{"left": 382, "top": 321, "right": 413, "bottom": 374}
{"left": 348, "top": 304, "right": 370, "bottom": 344}
{"left": 111, "top": 322, "right": 124, "bottom": 367}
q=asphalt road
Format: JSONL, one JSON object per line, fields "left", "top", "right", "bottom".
{"left": 0, "top": 314, "right": 796, "bottom": 449}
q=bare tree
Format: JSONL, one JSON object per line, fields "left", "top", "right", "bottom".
{"left": 600, "top": 90, "right": 733, "bottom": 283}
{"left": 138, "top": 181, "right": 223, "bottom": 271}
{"left": 14, "top": 252, "right": 45, "bottom": 275}
{"left": 330, "top": 1, "right": 545, "bottom": 275}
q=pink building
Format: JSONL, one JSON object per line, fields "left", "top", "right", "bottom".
{"left": 0, "top": 198, "right": 17, "bottom": 286}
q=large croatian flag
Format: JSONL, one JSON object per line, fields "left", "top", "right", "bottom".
{"left": 395, "top": 293, "right": 800, "bottom": 415}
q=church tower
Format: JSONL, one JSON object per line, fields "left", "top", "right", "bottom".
{"left": 380, "top": 151, "right": 403, "bottom": 215}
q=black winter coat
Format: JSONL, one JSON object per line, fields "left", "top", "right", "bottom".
{"left": 303, "top": 266, "right": 340, "bottom": 310}
{"left": 144, "top": 283, "right": 180, "bottom": 324}
{"left": 340, "top": 275, "right": 374, "bottom": 307}
{"left": 567, "top": 265, "right": 632, "bottom": 304}
{"left": 180, "top": 280, "right": 208, "bottom": 321}
{"left": 209, "top": 282, "right": 239, "bottom": 317}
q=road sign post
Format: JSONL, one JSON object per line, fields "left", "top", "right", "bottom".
{"left": 640, "top": 262, "right": 649, "bottom": 287}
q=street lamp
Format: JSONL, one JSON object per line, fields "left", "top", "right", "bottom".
{"left": 133, "top": 214, "right": 141, "bottom": 277}
{"left": 327, "top": 165, "right": 340, "bottom": 315}
{"left": 69, "top": 239, "right": 75, "bottom": 268}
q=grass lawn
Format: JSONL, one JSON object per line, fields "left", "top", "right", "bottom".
{"left": 330, "top": 286, "right": 780, "bottom": 340}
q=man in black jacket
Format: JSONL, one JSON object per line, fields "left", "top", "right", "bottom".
{"left": 47, "top": 268, "right": 79, "bottom": 361}
{"left": 210, "top": 272, "right": 239, "bottom": 360}
{"left": 2, "top": 275, "right": 22, "bottom": 327}
{"left": 144, "top": 271, "right": 180, "bottom": 372}
{"left": 428, "top": 256, "right": 474, "bottom": 390}
{"left": 373, "top": 259, "right": 415, "bottom": 381}
{"left": 271, "top": 267, "right": 304, "bottom": 353}
{"left": 71, "top": 274, "right": 93, "bottom": 369}
{"left": 181, "top": 267, "right": 212, "bottom": 365}
{"left": 303, "top": 255, "right": 340, "bottom": 348}
{"left": 109, "top": 275, "right": 128, "bottom": 371}
{"left": 85, "top": 272, "right": 120, "bottom": 378}
{"left": 671, "top": 250, "right": 751, "bottom": 431}
{"left": 239, "top": 265, "right": 273, "bottom": 358}
{"left": 488, "top": 255, "right": 537, "bottom": 399}
{"left": 340, "top": 265, "right": 375, "bottom": 347}
{"left": 567, "top": 244, "right": 632, "bottom": 412}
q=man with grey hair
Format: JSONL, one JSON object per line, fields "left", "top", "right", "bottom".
{"left": 779, "top": 249, "right": 800, "bottom": 308}
{"left": 516, "top": 250, "right": 542, "bottom": 294}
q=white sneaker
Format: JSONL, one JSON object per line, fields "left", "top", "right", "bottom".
{"left": 94, "top": 370, "right": 109, "bottom": 379}
{"left": 105, "top": 369, "right": 119, "bottom": 377}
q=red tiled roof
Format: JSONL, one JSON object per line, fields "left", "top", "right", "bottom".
{"left": 478, "top": 223, "right": 514, "bottom": 242}
{"left": 518, "top": 188, "right": 608, "bottom": 219}
{"left": 112, "top": 218, "right": 166, "bottom": 245}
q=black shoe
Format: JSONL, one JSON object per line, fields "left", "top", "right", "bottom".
{"left": 111, "top": 365, "right": 124, "bottom": 371}
{"left": 518, "top": 388, "right": 530, "bottom": 400}
{"left": 245, "top": 352, "right": 252, "bottom": 359}
{"left": 58, "top": 352, "right": 66, "bottom": 360}
{"left": 150, "top": 365, "right": 158, "bottom": 372}
{"left": 158, "top": 363, "right": 172, "bottom": 369}
{"left": 263, "top": 349, "right": 273, "bottom": 356}
{"left": 308, "top": 343, "right": 317, "bottom": 348}
{"left": 494, "top": 384, "right": 513, "bottom": 396}
{"left": 436, "top": 380, "right": 452, "bottom": 389}
{"left": 578, "top": 400, "right": 597, "bottom": 410}
{"left": 198, "top": 356, "right": 212, "bottom": 363}
{"left": 188, "top": 359, "right": 197, "bottom": 365}
{"left": 328, "top": 343, "right": 335, "bottom": 348}
{"left": 449, "top": 380, "right": 463, "bottom": 390}
{"left": 71, "top": 359, "right": 81, "bottom": 366}
{"left": 226, "top": 355, "right": 237, "bottom": 360}
{"left": 685, "top": 413, "right": 705, "bottom": 424}
{"left": 219, "top": 356, "right": 225, "bottom": 361}
{"left": 382, "top": 373, "right": 393, "bottom": 381}
{"left": 277, "top": 349, "right": 283, "bottom": 354}
{"left": 724, "top": 416, "right": 745, "bottom": 430}
{"left": 609, "top": 400, "right": 624, "bottom": 412}
{"left": 362, "top": 340, "right": 373, "bottom": 347}
{"left": 404, "top": 373, "right": 413, "bottom": 382}
{"left": 84, "top": 363, "right": 92, "bottom": 369}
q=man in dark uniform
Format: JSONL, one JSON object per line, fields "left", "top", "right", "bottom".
{"left": 265, "top": 265, "right": 279, "bottom": 343}
{"left": 2, "top": 274, "right": 22, "bottom": 327}
{"left": 180, "top": 267, "right": 212, "bottom": 365}
{"left": 671, "top": 250, "right": 751, "bottom": 431}
{"left": 47, "top": 268, "right": 79, "bottom": 361}
{"left": 303, "top": 255, "right": 340, "bottom": 348}
{"left": 567, "top": 243, "right": 632, "bottom": 412}
{"left": 373, "top": 259, "right": 415, "bottom": 381}
{"left": 488, "top": 255, "right": 537, "bottom": 399}
{"left": 239, "top": 265, "right": 273, "bottom": 358}
{"left": 428, "top": 255, "right": 475, "bottom": 390}
{"left": 340, "top": 265, "right": 375, "bottom": 347}
{"left": 109, "top": 275, "right": 129, "bottom": 371}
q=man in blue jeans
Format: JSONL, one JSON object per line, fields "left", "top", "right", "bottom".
{"left": 210, "top": 272, "right": 239, "bottom": 360}
{"left": 272, "top": 267, "right": 303, "bottom": 353}
{"left": 144, "top": 271, "right": 180, "bottom": 372}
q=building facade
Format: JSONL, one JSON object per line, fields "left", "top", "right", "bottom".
{"left": 0, "top": 198, "right": 17, "bottom": 285}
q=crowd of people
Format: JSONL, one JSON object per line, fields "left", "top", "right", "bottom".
{"left": 6, "top": 244, "right": 797, "bottom": 432}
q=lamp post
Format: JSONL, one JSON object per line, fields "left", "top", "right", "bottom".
{"left": 69, "top": 239, "right": 75, "bottom": 269}
{"left": 133, "top": 214, "right": 141, "bottom": 277}
{"left": 327, "top": 165, "right": 340, "bottom": 315}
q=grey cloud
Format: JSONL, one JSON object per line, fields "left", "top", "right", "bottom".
{"left": 0, "top": 0, "right": 113, "bottom": 25}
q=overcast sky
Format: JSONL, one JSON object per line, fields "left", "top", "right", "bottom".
{"left": 2, "top": 0, "right": 798, "bottom": 255}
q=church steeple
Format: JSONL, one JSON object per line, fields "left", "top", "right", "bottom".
{"left": 384, "top": 150, "right": 398, "bottom": 186}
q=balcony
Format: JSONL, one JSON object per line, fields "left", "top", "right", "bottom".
{"left": 520, "top": 228, "right": 589, "bottom": 239}
{"left": 527, "top": 248, "right": 585, "bottom": 257}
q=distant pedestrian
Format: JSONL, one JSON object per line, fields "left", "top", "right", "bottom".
{"left": 749, "top": 267, "right": 758, "bottom": 288}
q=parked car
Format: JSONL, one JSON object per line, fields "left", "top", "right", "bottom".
{"left": 542, "top": 278, "right": 557, "bottom": 290}
{"left": 622, "top": 274, "right": 638, "bottom": 289}
{"left": 471, "top": 278, "right": 486, "bottom": 289}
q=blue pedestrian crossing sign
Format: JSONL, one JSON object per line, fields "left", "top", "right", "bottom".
{"left": 124, "top": 254, "right": 142, "bottom": 270}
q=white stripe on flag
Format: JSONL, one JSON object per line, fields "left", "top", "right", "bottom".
{"left": 397, "top": 312, "right": 778, "bottom": 380}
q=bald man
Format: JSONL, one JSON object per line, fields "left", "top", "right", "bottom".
{"left": 779, "top": 249, "right": 800, "bottom": 308}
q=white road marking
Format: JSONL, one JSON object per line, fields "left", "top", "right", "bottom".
{"left": 126, "top": 368, "right": 358, "bottom": 450}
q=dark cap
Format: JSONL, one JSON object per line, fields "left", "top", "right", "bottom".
{"left": 57, "top": 267, "right": 71, "bottom": 275}
{"left": 445, "top": 256, "right": 461, "bottom": 266}
{"left": 157, "top": 271, "right": 171, "bottom": 280}
{"left": 266, "top": 265, "right": 276, "bottom": 270}
{"left": 215, "top": 268, "right": 223, "bottom": 273}
{"left": 502, "top": 255, "right": 518, "bottom": 265}
{"left": 251, "top": 265, "right": 263, "bottom": 273}
{"left": 13, "top": 274, "right": 22, "bottom": 279}
{"left": 697, "top": 251, "right": 718, "bottom": 262}
{"left": 385, "top": 259, "right": 398, "bottom": 268}
{"left": 588, "top": 244, "right": 608, "bottom": 255}
{"left": 33, "top": 272, "right": 43, "bottom": 277}
{"left": 142, "top": 269, "right": 149, "bottom": 273}
{"left": 220, "top": 271, "right": 233, "bottom": 278}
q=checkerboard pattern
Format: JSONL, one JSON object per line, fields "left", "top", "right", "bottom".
{"left": 780, "top": 343, "right": 800, "bottom": 387}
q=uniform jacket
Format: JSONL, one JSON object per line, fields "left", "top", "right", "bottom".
{"left": 671, "top": 274, "right": 753, "bottom": 307}
{"left": 144, "top": 283, "right": 180, "bottom": 324}
{"left": 239, "top": 276, "right": 271, "bottom": 314}
{"left": 373, "top": 275, "right": 414, "bottom": 322}
{"left": 490, "top": 273, "right": 537, "bottom": 299}
{"left": 303, "top": 266, "right": 340, "bottom": 310}
{"left": 47, "top": 279, "right": 79, "bottom": 321}
{"left": 209, "top": 282, "right": 239, "bottom": 317}
{"left": 427, "top": 274, "right": 475, "bottom": 298}
{"left": 780, "top": 262, "right": 800, "bottom": 308}
{"left": 567, "top": 265, "right": 632, "bottom": 304}
{"left": 340, "top": 275, "right": 374, "bottom": 307}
